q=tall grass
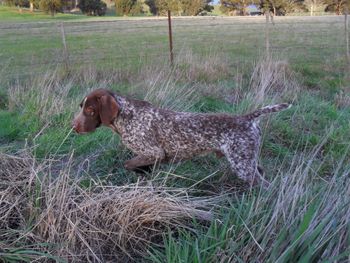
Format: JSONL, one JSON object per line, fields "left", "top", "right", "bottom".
{"left": 0, "top": 152, "right": 218, "bottom": 262}
{"left": 1, "top": 53, "right": 349, "bottom": 262}
{"left": 149, "top": 136, "right": 350, "bottom": 262}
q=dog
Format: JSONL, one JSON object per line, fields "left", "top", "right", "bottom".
{"left": 73, "top": 89, "right": 290, "bottom": 187}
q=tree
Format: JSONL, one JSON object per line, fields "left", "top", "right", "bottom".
{"left": 145, "top": 0, "right": 181, "bottom": 15}
{"left": 115, "top": 0, "right": 142, "bottom": 15}
{"left": 145, "top": 0, "right": 157, "bottom": 13}
{"left": 259, "top": 0, "right": 305, "bottom": 15}
{"left": 220, "top": 0, "right": 256, "bottom": 15}
{"left": 78, "top": 0, "right": 106, "bottom": 15}
{"left": 26, "top": 0, "right": 41, "bottom": 11}
{"left": 39, "top": 0, "right": 62, "bottom": 15}
{"left": 62, "top": 0, "right": 76, "bottom": 10}
{"left": 180, "top": 0, "right": 213, "bottom": 15}
{"left": 30, "top": 0, "right": 34, "bottom": 11}
{"left": 324, "top": 0, "right": 350, "bottom": 15}
{"left": 4, "top": 0, "right": 30, "bottom": 7}
{"left": 304, "top": 0, "right": 324, "bottom": 15}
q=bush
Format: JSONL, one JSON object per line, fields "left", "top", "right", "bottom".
{"left": 4, "top": 0, "right": 29, "bottom": 7}
{"left": 39, "top": 0, "right": 62, "bottom": 16}
{"left": 78, "top": 0, "right": 106, "bottom": 16}
{"left": 115, "top": 0, "right": 142, "bottom": 16}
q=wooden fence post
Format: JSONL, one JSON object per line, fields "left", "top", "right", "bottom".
{"left": 60, "top": 22, "right": 70, "bottom": 71}
{"left": 167, "top": 10, "right": 174, "bottom": 66}
{"left": 345, "top": 9, "right": 349, "bottom": 62}
{"left": 265, "top": 12, "right": 270, "bottom": 57}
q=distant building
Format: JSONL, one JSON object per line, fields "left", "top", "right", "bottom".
{"left": 247, "top": 4, "right": 262, "bottom": 16}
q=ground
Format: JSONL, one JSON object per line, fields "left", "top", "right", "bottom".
{"left": 0, "top": 6, "right": 349, "bottom": 263}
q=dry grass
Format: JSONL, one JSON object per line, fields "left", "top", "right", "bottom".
{"left": 129, "top": 50, "right": 230, "bottom": 111}
{"left": 248, "top": 56, "right": 300, "bottom": 105}
{"left": 196, "top": 56, "right": 301, "bottom": 114}
{"left": 7, "top": 69, "right": 74, "bottom": 121}
{"left": 334, "top": 89, "right": 350, "bottom": 109}
{"left": 173, "top": 50, "right": 230, "bottom": 83}
{"left": 1, "top": 51, "right": 348, "bottom": 262}
{"left": 135, "top": 66, "right": 199, "bottom": 112}
{"left": 0, "top": 152, "right": 218, "bottom": 262}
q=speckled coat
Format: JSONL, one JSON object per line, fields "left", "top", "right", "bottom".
{"left": 109, "top": 94, "right": 290, "bottom": 186}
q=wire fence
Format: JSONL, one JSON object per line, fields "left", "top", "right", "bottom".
{"left": 0, "top": 15, "right": 349, "bottom": 80}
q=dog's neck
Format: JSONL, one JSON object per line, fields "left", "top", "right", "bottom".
{"left": 109, "top": 94, "right": 133, "bottom": 134}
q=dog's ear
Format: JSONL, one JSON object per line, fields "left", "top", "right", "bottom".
{"left": 98, "top": 94, "right": 119, "bottom": 126}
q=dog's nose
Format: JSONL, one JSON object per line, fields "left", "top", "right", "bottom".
{"left": 72, "top": 121, "right": 80, "bottom": 133}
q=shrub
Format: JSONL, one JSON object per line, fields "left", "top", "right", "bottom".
{"left": 4, "top": 0, "right": 29, "bottom": 7}
{"left": 78, "top": 0, "right": 106, "bottom": 16}
{"left": 39, "top": 0, "right": 62, "bottom": 16}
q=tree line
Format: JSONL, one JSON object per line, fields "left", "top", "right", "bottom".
{"left": 221, "top": 0, "right": 349, "bottom": 16}
{"left": 2, "top": 0, "right": 349, "bottom": 17}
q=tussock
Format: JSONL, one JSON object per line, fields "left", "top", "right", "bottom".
{"left": 131, "top": 50, "right": 230, "bottom": 111}
{"left": 140, "top": 70, "right": 198, "bottom": 112}
{"left": 0, "top": 154, "right": 35, "bottom": 230}
{"left": 0, "top": 152, "right": 216, "bottom": 262}
{"left": 248, "top": 56, "right": 300, "bottom": 106}
{"left": 174, "top": 50, "right": 230, "bottom": 83}
{"left": 334, "top": 89, "right": 350, "bottom": 109}
{"left": 7, "top": 69, "right": 74, "bottom": 121}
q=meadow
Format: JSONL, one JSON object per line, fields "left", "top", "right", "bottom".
{"left": 0, "top": 6, "right": 350, "bottom": 262}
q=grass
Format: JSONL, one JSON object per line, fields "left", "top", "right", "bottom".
{"left": 0, "top": 5, "right": 85, "bottom": 21}
{"left": 0, "top": 7, "right": 350, "bottom": 262}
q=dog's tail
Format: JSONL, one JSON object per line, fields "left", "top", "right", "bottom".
{"left": 243, "top": 103, "right": 291, "bottom": 121}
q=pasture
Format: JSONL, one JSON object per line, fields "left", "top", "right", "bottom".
{"left": 0, "top": 6, "right": 350, "bottom": 262}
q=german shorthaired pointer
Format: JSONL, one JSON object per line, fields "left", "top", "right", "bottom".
{"left": 73, "top": 89, "right": 290, "bottom": 187}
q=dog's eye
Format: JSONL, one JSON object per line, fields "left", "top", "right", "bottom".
{"left": 86, "top": 106, "right": 95, "bottom": 116}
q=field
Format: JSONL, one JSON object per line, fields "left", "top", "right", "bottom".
{"left": 1, "top": 6, "right": 350, "bottom": 262}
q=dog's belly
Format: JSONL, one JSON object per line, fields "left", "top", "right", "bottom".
{"left": 157, "top": 131, "right": 221, "bottom": 160}
{"left": 118, "top": 113, "right": 229, "bottom": 159}
{"left": 121, "top": 129, "right": 220, "bottom": 160}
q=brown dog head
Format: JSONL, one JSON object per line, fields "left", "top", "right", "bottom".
{"left": 72, "top": 89, "right": 119, "bottom": 134}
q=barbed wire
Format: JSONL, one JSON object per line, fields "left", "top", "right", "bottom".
{"left": 1, "top": 15, "right": 348, "bottom": 81}
{"left": 0, "top": 16, "right": 345, "bottom": 30}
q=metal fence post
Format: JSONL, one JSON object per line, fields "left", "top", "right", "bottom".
{"left": 265, "top": 12, "right": 270, "bottom": 57}
{"left": 345, "top": 9, "right": 349, "bottom": 62}
{"left": 167, "top": 10, "right": 174, "bottom": 66}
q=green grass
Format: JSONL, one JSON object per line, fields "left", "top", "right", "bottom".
{"left": 0, "top": 6, "right": 348, "bottom": 82}
{"left": 0, "top": 111, "right": 23, "bottom": 142}
{"left": 0, "top": 6, "right": 85, "bottom": 21}
{"left": 149, "top": 175, "right": 350, "bottom": 262}
{"left": 0, "top": 8, "right": 350, "bottom": 262}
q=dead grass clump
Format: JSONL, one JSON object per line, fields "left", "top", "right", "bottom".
{"left": 334, "top": 89, "right": 350, "bottom": 109}
{"left": 141, "top": 75, "right": 198, "bottom": 112}
{"left": 130, "top": 50, "right": 230, "bottom": 111}
{"left": 247, "top": 56, "right": 300, "bottom": 106}
{"left": 5, "top": 67, "right": 127, "bottom": 124}
{"left": 72, "top": 65, "right": 135, "bottom": 86}
{"left": 129, "top": 63, "right": 199, "bottom": 111}
{"left": 0, "top": 152, "right": 215, "bottom": 262}
{"left": 0, "top": 153, "right": 35, "bottom": 230}
{"left": 198, "top": 57, "right": 301, "bottom": 114}
{"left": 7, "top": 69, "right": 74, "bottom": 121}
{"left": 174, "top": 50, "right": 230, "bottom": 83}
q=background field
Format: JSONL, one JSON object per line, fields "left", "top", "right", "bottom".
{"left": 0, "top": 6, "right": 350, "bottom": 263}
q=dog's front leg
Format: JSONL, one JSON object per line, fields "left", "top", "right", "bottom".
{"left": 123, "top": 155, "right": 158, "bottom": 171}
{"left": 124, "top": 148, "right": 165, "bottom": 172}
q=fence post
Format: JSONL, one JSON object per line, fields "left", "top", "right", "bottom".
{"left": 60, "top": 22, "right": 70, "bottom": 71}
{"left": 265, "top": 12, "right": 270, "bottom": 57}
{"left": 345, "top": 9, "right": 349, "bottom": 62}
{"left": 167, "top": 10, "right": 174, "bottom": 66}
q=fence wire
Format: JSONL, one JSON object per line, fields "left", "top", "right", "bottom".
{"left": 0, "top": 15, "right": 349, "bottom": 80}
